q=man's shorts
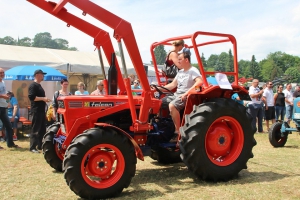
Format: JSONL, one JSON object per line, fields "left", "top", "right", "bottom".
{"left": 265, "top": 106, "right": 275, "bottom": 120}
{"left": 161, "top": 93, "right": 186, "bottom": 111}
{"left": 285, "top": 105, "right": 293, "bottom": 120}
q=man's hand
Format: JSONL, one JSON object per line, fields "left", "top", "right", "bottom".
{"left": 10, "top": 117, "right": 15, "bottom": 122}
{"left": 180, "top": 93, "right": 188, "bottom": 101}
{"left": 2, "top": 94, "right": 9, "bottom": 100}
{"left": 43, "top": 97, "right": 51, "bottom": 102}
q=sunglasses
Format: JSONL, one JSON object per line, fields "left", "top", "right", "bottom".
{"left": 98, "top": 84, "right": 104, "bottom": 86}
{"left": 134, "top": 82, "right": 139, "bottom": 84}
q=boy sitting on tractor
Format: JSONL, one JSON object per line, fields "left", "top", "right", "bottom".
{"left": 160, "top": 48, "right": 203, "bottom": 142}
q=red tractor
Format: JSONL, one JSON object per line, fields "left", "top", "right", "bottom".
{"left": 27, "top": 0, "right": 256, "bottom": 199}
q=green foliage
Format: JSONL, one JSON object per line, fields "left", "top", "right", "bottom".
{"left": 0, "top": 32, "right": 77, "bottom": 51}
{"left": 0, "top": 36, "right": 16, "bottom": 45}
{"left": 154, "top": 45, "right": 167, "bottom": 65}
{"left": 200, "top": 53, "right": 207, "bottom": 70}
{"left": 18, "top": 37, "right": 32, "bottom": 47}
{"left": 207, "top": 54, "right": 218, "bottom": 69}
{"left": 238, "top": 59, "right": 250, "bottom": 77}
{"left": 285, "top": 67, "right": 300, "bottom": 83}
{"left": 214, "top": 52, "right": 228, "bottom": 72}
{"left": 248, "top": 55, "right": 261, "bottom": 79}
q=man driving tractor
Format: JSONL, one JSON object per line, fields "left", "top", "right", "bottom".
{"left": 161, "top": 48, "right": 203, "bottom": 142}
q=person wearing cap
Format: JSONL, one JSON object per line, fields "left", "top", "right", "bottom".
{"left": 7, "top": 91, "right": 20, "bottom": 141}
{"left": 28, "top": 69, "right": 51, "bottom": 153}
{"left": 91, "top": 80, "right": 106, "bottom": 95}
{"left": 0, "top": 68, "right": 19, "bottom": 149}
{"left": 160, "top": 48, "right": 203, "bottom": 142}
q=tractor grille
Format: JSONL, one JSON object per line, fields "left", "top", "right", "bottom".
{"left": 69, "top": 101, "right": 83, "bottom": 108}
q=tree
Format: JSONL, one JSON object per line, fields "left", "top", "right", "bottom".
{"left": 54, "top": 38, "right": 69, "bottom": 50}
{"left": 18, "top": 37, "right": 32, "bottom": 47}
{"left": 154, "top": 45, "right": 167, "bottom": 65}
{"left": 226, "top": 49, "right": 234, "bottom": 82}
{"left": 284, "top": 67, "right": 300, "bottom": 83}
{"left": 260, "top": 58, "right": 283, "bottom": 82}
{"left": 238, "top": 59, "right": 250, "bottom": 77}
{"left": 32, "top": 32, "right": 58, "bottom": 49}
{"left": 200, "top": 53, "right": 207, "bottom": 70}
{"left": 207, "top": 54, "right": 218, "bottom": 70}
{"left": 214, "top": 52, "right": 228, "bottom": 72}
{"left": 248, "top": 55, "right": 261, "bottom": 80}
{"left": 0, "top": 36, "right": 16, "bottom": 45}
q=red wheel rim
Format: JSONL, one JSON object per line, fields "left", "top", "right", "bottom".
{"left": 205, "top": 116, "right": 244, "bottom": 166}
{"left": 54, "top": 142, "right": 64, "bottom": 160}
{"left": 81, "top": 144, "right": 125, "bottom": 189}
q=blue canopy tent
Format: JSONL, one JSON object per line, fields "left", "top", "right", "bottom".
{"left": 4, "top": 65, "right": 66, "bottom": 81}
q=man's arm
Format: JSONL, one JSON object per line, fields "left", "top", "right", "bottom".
{"left": 250, "top": 89, "right": 264, "bottom": 98}
{"left": 181, "top": 76, "right": 203, "bottom": 100}
{"left": 0, "top": 94, "right": 9, "bottom": 100}
{"left": 163, "top": 79, "right": 178, "bottom": 91}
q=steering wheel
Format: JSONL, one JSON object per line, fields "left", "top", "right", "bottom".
{"left": 150, "top": 84, "right": 174, "bottom": 96}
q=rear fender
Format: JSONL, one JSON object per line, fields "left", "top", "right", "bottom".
{"left": 94, "top": 123, "right": 144, "bottom": 161}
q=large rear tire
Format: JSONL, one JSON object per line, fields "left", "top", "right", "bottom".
{"left": 269, "top": 122, "right": 288, "bottom": 147}
{"left": 63, "top": 128, "right": 136, "bottom": 199}
{"left": 42, "top": 123, "right": 64, "bottom": 172}
{"left": 179, "top": 98, "right": 256, "bottom": 181}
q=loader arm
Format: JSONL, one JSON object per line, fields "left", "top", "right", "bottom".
{"left": 27, "top": 0, "right": 126, "bottom": 92}
{"left": 27, "top": 0, "right": 154, "bottom": 127}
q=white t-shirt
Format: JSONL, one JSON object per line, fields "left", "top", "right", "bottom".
{"left": 248, "top": 86, "right": 262, "bottom": 104}
{"left": 175, "top": 67, "right": 201, "bottom": 94}
{"left": 283, "top": 89, "right": 293, "bottom": 106}
{"left": 263, "top": 88, "right": 274, "bottom": 106}
{"left": 0, "top": 81, "right": 8, "bottom": 108}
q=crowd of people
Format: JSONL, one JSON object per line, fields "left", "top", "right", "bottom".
{"left": 2, "top": 39, "right": 297, "bottom": 151}
{"left": 233, "top": 79, "right": 300, "bottom": 133}
{"left": 0, "top": 67, "right": 144, "bottom": 151}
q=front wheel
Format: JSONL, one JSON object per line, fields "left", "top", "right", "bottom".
{"left": 179, "top": 98, "right": 256, "bottom": 181}
{"left": 63, "top": 128, "right": 136, "bottom": 199}
{"left": 269, "top": 122, "right": 288, "bottom": 147}
{"left": 42, "top": 123, "right": 64, "bottom": 172}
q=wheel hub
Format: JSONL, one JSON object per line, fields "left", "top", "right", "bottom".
{"left": 206, "top": 122, "right": 233, "bottom": 158}
{"left": 85, "top": 149, "right": 116, "bottom": 179}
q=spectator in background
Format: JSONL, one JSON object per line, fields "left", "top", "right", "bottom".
{"left": 91, "top": 80, "right": 106, "bottom": 95}
{"left": 293, "top": 85, "right": 300, "bottom": 98}
{"left": 0, "top": 68, "right": 19, "bottom": 149}
{"left": 274, "top": 85, "right": 285, "bottom": 121}
{"left": 248, "top": 79, "right": 265, "bottom": 133}
{"left": 131, "top": 79, "right": 141, "bottom": 95}
{"left": 128, "top": 74, "right": 136, "bottom": 85}
{"left": 28, "top": 69, "right": 52, "bottom": 153}
{"left": 52, "top": 79, "right": 72, "bottom": 121}
{"left": 0, "top": 120, "right": 4, "bottom": 143}
{"left": 231, "top": 92, "right": 251, "bottom": 107}
{"left": 75, "top": 82, "right": 89, "bottom": 95}
{"left": 283, "top": 83, "right": 293, "bottom": 124}
{"left": 262, "top": 81, "right": 275, "bottom": 131}
{"left": 7, "top": 91, "right": 19, "bottom": 141}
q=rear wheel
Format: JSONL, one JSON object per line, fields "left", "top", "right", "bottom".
{"left": 63, "top": 128, "right": 136, "bottom": 199}
{"left": 42, "top": 123, "right": 64, "bottom": 172}
{"left": 269, "top": 122, "right": 288, "bottom": 147}
{"left": 179, "top": 98, "right": 256, "bottom": 181}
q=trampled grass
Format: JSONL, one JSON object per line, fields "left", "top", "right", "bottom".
{"left": 0, "top": 130, "right": 300, "bottom": 200}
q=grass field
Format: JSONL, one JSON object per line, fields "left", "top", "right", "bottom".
{"left": 0, "top": 129, "right": 300, "bottom": 200}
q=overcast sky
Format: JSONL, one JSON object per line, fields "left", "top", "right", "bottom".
{"left": 1, "top": 0, "right": 300, "bottom": 64}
